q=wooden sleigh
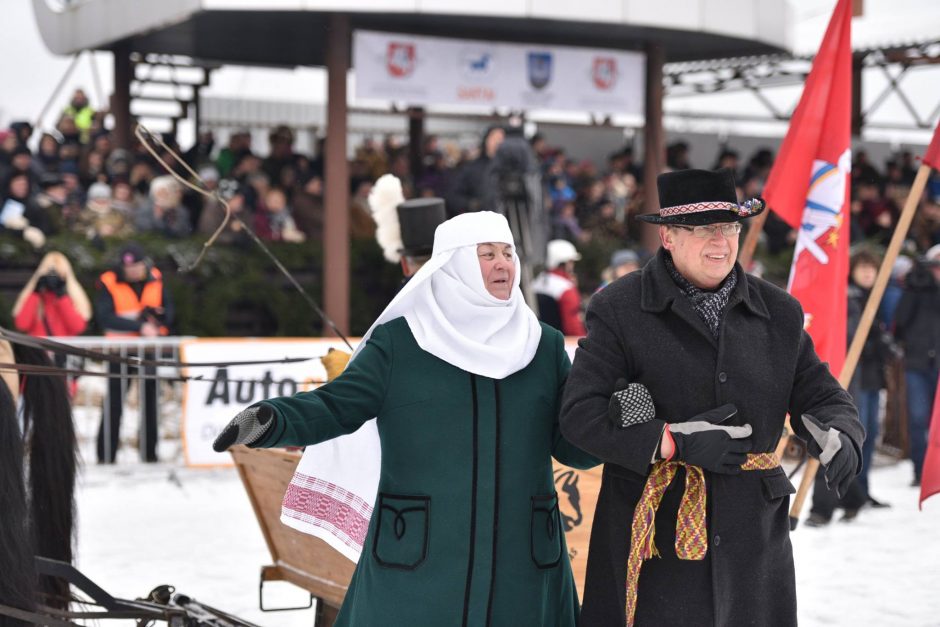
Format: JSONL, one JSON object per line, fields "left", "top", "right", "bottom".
{"left": 230, "top": 446, "right": 354, "bottom": 626}
{"left": 232, "top": 443, "right": 606, "bottom": 626}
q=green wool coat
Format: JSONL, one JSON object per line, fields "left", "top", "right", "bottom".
{"left": 254, "top": 316, "right": 598, "bottom": 626}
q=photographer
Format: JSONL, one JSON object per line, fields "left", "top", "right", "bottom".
{"left": 13, "top": 252, "right": 91, "bottom": 342}
{"left": 95, "top": 243, "right": 174, "bottom": 463}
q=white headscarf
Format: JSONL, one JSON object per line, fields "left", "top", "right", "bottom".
{"left": 357, "top": 210, "right": 541, "bottom": 378}
{"left": 281, "top": 212, "right": 542, "bottom": 561}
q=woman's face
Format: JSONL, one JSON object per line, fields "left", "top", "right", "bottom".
{"left": 477, "top": 242, "right": 515, "bottom": 300}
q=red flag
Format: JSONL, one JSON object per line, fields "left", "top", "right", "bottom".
{"left": 924, "top": 119, "right": 940, "bottom": 170}
{"left": 919, "top": 371, "right": 940, "bottom": 509}
{"left": 763, "top": 0, "right": 853, "bottom": 376}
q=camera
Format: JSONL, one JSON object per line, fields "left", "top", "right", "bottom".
{"left": 36, "top": 271, "right": 66, "bottom": 295}
{"left": 140, "top": 306, "right": 166, "bottom": 324}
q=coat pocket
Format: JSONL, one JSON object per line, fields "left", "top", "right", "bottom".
{"left": 761, "top": 467, "right": 797, "bottom": 501}
{"left": 530, "top": 493, "right": 563, "bottom": 569}
{"left": 372, "top": 493, "right": 430, "bottom": 570}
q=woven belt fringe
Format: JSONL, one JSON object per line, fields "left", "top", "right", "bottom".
{"left": 624, "top": 453, "right": 779, "bottom": 626}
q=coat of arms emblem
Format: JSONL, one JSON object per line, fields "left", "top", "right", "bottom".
{"left": 527, "top": 52, "right": 553, "bottom": 90}
{"left": 387, "top": 42, "right": 416, "bottom": 78}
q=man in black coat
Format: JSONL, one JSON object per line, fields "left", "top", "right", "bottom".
{"left": 560, "top": 168, "right": 864, "bottom": 627}
{"left": 448, "top": 126, "right": 504, "bottom": 216}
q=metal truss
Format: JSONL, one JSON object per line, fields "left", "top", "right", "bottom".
{"left": 663, "top": 39, "right": 940, "bottom": 132}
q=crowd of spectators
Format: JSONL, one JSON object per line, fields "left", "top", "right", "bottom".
{"left": 3, "top": 87, "right": 940, "bottom": 488}
{"left": 3, "top": 87, "right": 940, "bottom": 271}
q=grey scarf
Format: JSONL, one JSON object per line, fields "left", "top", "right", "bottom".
{"left": 664, "top": 253, "right": 738, "bottom": 339}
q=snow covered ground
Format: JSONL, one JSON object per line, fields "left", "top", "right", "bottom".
{"left": 68, "top": 388, "right": 940, "bottom": 627}
{"left": 72, "top": 436, "right": 940, "bottom": 627}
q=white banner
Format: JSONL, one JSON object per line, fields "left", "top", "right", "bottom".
{"left": 179, "top": 338, "right": 360, "bottom": 467}
{"left": 180, "top": 336, "right": 580, "bottom": 467}
{"left": 354, "top": 30, "right": 645, "bottom": 116}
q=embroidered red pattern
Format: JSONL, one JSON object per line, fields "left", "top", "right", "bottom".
{"left": 281, "top": 473, "right": 373, "bottom": 550}
{"left": 659, "top": 201, "right": 737, "bottom": 217}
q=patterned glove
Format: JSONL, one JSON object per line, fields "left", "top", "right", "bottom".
{"left": 212, "top": 403, "right": 276, "bottom": 452}
{"left": 608, "top": 379, "right": 656, "bottom": 428}
{"left": 801, "top": 414, "right": 859, "bottom": 498}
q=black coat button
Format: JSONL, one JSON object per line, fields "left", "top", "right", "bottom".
{"left": 714, "top": 534, "right": 721, "bottom": 547}
{"left": 718, "top": 372, "right": 728, "bottom": 383}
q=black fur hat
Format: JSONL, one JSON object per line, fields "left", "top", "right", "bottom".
{"left": 636, "top": 168, "right": 764, "bottom": 226}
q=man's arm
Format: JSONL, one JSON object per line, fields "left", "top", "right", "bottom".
{"left": 559, "top": 295, "right": 667, "bottom": 475}
{"left": 788, "top": 328, "right": 864, "bottom": 471}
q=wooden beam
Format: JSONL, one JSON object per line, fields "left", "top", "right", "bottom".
{"left": 408, "top": 106, "right": 425, "bottom": 182}
{"left": 112, "top": 42, "right": 132, "bottom": 150}
{"left": 324, "top": 14, "right": 351, "bottom": 336}
{"left": 642, "top": 42, "right": 665, "bottom": 253}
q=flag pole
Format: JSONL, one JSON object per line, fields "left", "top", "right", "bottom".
{"left": 738, "top": 208, "right": 770, "bottom": 270}
{"left": 789, "top": 161, "right": 934, "bottom": 529}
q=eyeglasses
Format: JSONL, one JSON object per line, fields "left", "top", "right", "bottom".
{"left": 672, "top": 223, "right": 743, "bottom": 239}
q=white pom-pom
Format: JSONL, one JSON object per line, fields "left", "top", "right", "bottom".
{"left": 369, "top": 174, "right": 405, "bottom": 263}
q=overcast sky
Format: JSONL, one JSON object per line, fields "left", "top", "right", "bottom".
{"left": 2, "top": 0, "right": 938, "bottom": 144}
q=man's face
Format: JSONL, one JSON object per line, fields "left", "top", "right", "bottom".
{"left": 485, "top": 129, "right": 505, "bottom": 158}
{"left": 123, "top": 261, "right": 148, "bottom": 282}
{"left": 72, "top": 90, "right": 88, "bottom": 108}
{"left": 477, "top": 242, "right": 515, "bottom": 300}
{"left": 614, "top": 261, "right": 639, "bottom": 279}
{"left": 660, "top": 223, "right": 739, "bottom": 289}
{"left": 46, "top": 185, "right": 67, "bottom": 204}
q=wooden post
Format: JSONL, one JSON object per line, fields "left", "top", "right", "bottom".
{"left": 789, "top": 163, "right": 933, "bottom": 528}
{"left": 323, "top": 14, "right": 351, "bottom": 336}
{"left": 408, "top": 106, "right": 425, "bottom": 182}
{"left": 851, "top": 52, "right": 864, "bottom": 137}
{"left": 642, "top": 42, "right": 665, "bottom": 253}
{"left": 737, "top": 209, "right": 770, "bottom": 271}
{"left": 112, "top": 41, "right": 132, "bottom": 151}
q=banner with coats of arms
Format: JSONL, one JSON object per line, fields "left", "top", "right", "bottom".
{"left": 353, "top": 30, "right": 646, "bottom": 116}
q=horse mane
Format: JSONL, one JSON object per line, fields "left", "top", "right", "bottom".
{"left": 0, "top": 370, "right": 38, "bottom": 621}
{"left": 14, "top": 343, "right": 78, "bottom": 611}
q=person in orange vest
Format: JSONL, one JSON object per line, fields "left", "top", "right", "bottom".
{"left": 94, "top": 243, "right": 173, "bottom": 463}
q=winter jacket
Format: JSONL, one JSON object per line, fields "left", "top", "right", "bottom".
{"left": 894, "top": 263, "right": 940, "bottom": 371}
{"left": 253, "top": 316, "right": 599, "bottom": 626}
{"left": 14, "top": 291, "right": 87, "bottom": 337}
{"left": 560, "top": 249, "right": 862, "bottom": 627}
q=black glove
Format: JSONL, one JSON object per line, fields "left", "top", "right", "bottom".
{"left": 801, "top": 414, "right": 859, "bottom": 498}
{"left": 608, "top": 379, "right": 656, "bottom": 428}
{"left": 212, "top": 403, "right": 276, "bottom": 452}
{"left": 669, "top": 405, "right": 752, "bottom": 474}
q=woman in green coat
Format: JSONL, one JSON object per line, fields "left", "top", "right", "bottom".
{"left": 214, "top": 211, "right": 597, "bottom": 626}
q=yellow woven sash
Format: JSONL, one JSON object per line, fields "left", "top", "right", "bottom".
{"left": 624, "top": 453, "right": 779, "bottom": 626}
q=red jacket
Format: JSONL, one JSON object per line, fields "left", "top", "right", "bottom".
{"left": 532, "top": 268, "right": 586, "bottom": 337}
{"left": 14, "top": 291, "right": 88, "bottom": 337}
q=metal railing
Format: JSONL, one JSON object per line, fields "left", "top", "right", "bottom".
{"left": 56, "top": 335, "right": 195, "bottom": 464}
